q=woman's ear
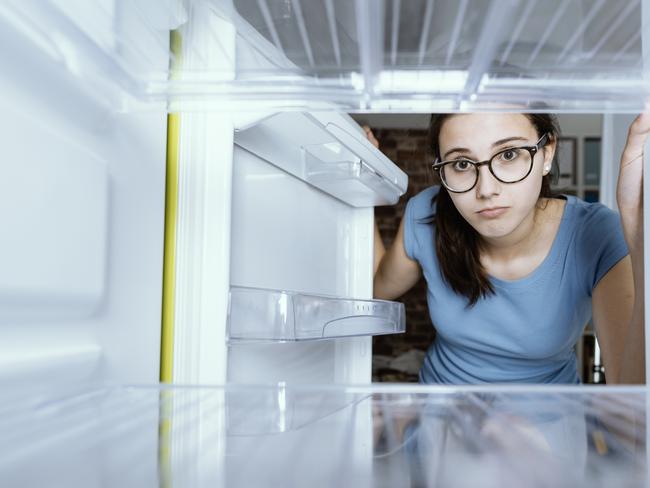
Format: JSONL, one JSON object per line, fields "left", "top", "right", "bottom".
{"left": 542, "top": 135, "right": 557, "bottom": 176}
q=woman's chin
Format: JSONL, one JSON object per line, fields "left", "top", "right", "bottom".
{"left": 471, "top": 220, "right": 516, "bottom": 240}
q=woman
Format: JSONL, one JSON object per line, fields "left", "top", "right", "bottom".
{"left": 370, "top": 113, "right": 646, "bottom": 384}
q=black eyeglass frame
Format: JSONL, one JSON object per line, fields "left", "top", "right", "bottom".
{"left": 432, "top": 133, "right": 550, "bottom": 193}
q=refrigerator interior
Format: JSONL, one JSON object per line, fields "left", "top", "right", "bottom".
{"left": 2, "top": 0, "right": 650, "bottom": 485}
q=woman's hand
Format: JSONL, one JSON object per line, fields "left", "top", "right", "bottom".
{"left": 362, "top": 125, "right": 380, "bottom": 149}
{"left": 617, "top": 111, "right": 650, "bottom": 254}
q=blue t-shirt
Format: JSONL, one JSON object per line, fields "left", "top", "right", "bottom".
{"left": 403, "top": 186, "right": 629, "bottom": 384}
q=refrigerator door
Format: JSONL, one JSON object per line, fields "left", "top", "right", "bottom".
{"left": 0, "top": 0, "right": 169, "bottom": 387}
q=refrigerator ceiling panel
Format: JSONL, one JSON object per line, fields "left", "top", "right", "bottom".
{"left": 4, "top": 0, "right": 650, "bottom": 112}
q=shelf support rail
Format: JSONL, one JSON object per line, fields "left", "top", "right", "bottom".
{"left": 354, "top": 0, "right": 384, "bottom": 103}
{"left": 463, "top": 0, "right": 521, "bottom": 103}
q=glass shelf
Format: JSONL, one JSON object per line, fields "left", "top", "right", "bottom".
{"left": 227, "top": 286, "right": 406, "bottom": 342}
{"left": 5, "top": 0, "right": 650, "bottom": 112}
{"left": 2, "top": 384, "right": 648, "bottom": 487}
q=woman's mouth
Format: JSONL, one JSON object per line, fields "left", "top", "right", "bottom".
{"left": 477, "top": 207, "right": 508, "bottom": 218}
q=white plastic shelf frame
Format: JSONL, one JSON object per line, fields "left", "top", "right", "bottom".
{"left": 5, "top": 0, "right": 650, "bottom": 112}
{"left": 227, "top": 286, "right": 406, "bottom": 342}
{"left": 1, "top": 384, "right": 648, "bottom": 487}
{"left": 234, "top": 112, "right": 408, "bottom": 207}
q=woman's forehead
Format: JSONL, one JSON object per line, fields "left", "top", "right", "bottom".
{"left": 439, "top": 113, "right": 537, "bottom": 146}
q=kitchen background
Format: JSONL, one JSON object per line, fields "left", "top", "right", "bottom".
{"left": 352, "top": 113, "right": 604, "bottom": 383}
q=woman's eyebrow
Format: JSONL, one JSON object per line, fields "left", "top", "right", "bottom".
{"left": 492, "top": 136, "right": 529, "bottom": 147}
{"left": 442, "top": 136, "right": 530, "bottom": 160}
{"left": 442, "top": 146, "right": 472, "bottom": 159}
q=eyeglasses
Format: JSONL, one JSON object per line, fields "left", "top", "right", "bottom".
{"left": 432, "top": 133, "right": 550, "bottom": 193}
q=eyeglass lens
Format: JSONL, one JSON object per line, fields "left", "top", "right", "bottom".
{"left": 441, "top": 147, "right": 533, "bottom": 192}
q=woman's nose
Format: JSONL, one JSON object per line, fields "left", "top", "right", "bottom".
{"left": 475, "top": 164, "right": 501, "bottom": 199}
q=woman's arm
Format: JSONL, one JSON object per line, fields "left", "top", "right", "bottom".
{"left": 365, "top": 126, "right": 388, "bottom": 275}
{"left": 374, "top": 217, "right": 422, "bottom": 300}
{"left": 592, "top": 256, "right": 635, "bottom": 384}
{"left": 593, "top": 112, "right": 650, "bottom": 384}
{"left": 374, "top": 222, "right": 386, "bottom": 275}
{"left": 362, "top": 124, "right": 422, "bottom": 299}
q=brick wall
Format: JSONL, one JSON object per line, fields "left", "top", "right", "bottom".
{"left": 372, "top": 127, "right": 437, "bottom": 382}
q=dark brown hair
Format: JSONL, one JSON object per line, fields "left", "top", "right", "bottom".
{"left": 428, "top": 114, "right": 560, "bottom": 307}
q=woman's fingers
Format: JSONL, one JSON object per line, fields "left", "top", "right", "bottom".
{"left": 620, "top": 111, "right": 650, "bottom": 167}
{"left": 362, "top": 125, "right": 380, "bottom": 148}
{"left": 628, "top": 110, "right": 650, "bottom": 137}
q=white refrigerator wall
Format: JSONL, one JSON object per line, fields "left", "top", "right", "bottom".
{"left": 228, "top": 146, "right": 374, "bottom": 384}
{"left": 0, "top": 3, "right": 168, "bottom": 387}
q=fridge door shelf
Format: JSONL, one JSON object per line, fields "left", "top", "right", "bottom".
{"left": 234, "top": 112, "right": 408, "bottom": 207}
{"left": 227, "top": 286, "right": 406, "bottom": 343}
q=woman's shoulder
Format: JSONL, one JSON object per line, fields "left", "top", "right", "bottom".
{"left": 562, "top": 196, "right": 625, "bottom": 253}
{"left": 561, "top": 197, "right": 628, "bottom": 291}
{"left": 563, "top": 195, "right": 618, "bottom": 225}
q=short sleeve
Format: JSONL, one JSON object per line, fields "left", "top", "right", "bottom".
{"left": 402, "top": 186, "right": 439, "bottom": 262}
{"left": 403, "top": 196, "right": 419, "bottom": 261}
{"left": 575, "top": 203, "right": 629, "bottom": 294}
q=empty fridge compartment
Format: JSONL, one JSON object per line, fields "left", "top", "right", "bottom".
{"left": 227, "top": 286, "right": 405, "bottom": 342}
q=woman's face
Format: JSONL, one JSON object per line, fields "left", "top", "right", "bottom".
{"left": 438, "top": 113, "right": 556, "bottom": 240}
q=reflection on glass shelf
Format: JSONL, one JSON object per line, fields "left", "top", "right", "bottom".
{"left": 2, "top": 385, "right": 648, "bottom": 487}
{"left": 227, "top": 286, "right": 406, "bottom": 342}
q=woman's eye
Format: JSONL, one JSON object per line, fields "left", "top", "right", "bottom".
{"left": 500, "top": 149, "right": 519, "bottom": 161}
{"left": 452, "top": 160, "right": 472, "bottom": 171}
